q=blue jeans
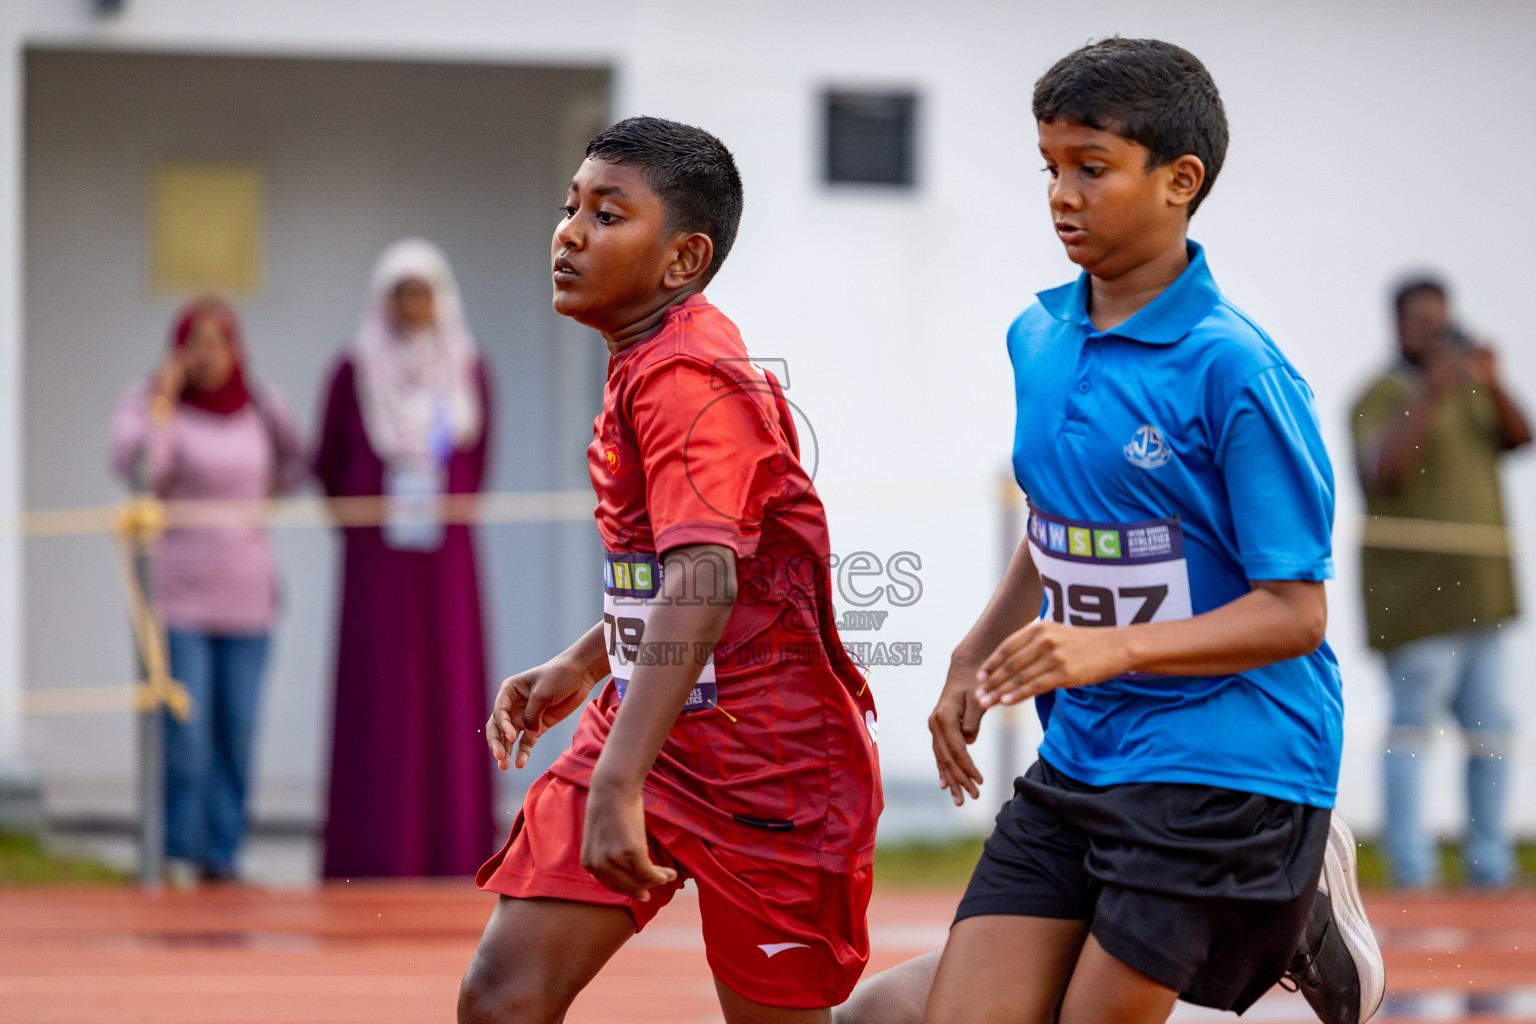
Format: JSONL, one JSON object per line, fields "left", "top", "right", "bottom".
{"left": 163, "top": 629, "right": 270, "bottom": 873}
{"left": 1383, "top": 625, "right": 1514, "bottom": 887}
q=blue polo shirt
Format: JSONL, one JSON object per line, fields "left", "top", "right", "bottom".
{"left": 1012, "top": 241, "right": 1342, "bottom": 807}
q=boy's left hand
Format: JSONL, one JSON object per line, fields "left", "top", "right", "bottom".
{"left": 975, "top": 620, "right": 1130, "bottom": 708}
{"left": 581, "top": 783, "right": 678, "bottom": 901}
{"left": 929, "top": 661, "right": 988, "bottom": 806}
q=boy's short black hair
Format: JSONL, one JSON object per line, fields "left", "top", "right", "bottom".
{"left": 1392, "top": 275, "right": 1447, "bottom": 318}
{"left": 1033, "top": 38, "right": 1228, "bottom": 217}
{"left": 586, "top": 116, "right": 744, "bottom": 286}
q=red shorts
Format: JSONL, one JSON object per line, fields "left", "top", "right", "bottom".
{"left": 476, "top": 773, "right": 872, "bottom": 1008}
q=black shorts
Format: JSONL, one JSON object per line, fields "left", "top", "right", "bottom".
{"left": 956, "top": 758, "right": 1330, "bottom": 1013}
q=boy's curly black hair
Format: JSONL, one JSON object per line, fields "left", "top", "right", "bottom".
{"left": 586, "top": 116, "right": 744, "bottom": 285}
{"left": 1034, "top": 38, "right": 1228, "bottom": 216}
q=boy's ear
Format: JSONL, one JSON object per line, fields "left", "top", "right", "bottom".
{"left": 662, "top": 232, "right": 715, "bottom": 291}
{"left": 1165, "top": 155, "right": 1206, "bottom": 212}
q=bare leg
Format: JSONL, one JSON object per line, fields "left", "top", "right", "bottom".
{"left": 458, "top": 896, "right": 636, "bottom": 1024}
{"left": 835, "top": 949, "right": 942, "bottom": 1024}
{"left": 715, "top": 977, "right": 833, "bottom": 1024}
{"left": 923, "top": 916, "right": 1089, "bottom": 1024}
{"left": 1057, "top": 935, "right": 1179, "bottom": 1024}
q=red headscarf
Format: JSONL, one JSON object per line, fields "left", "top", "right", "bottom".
{"left": 170, "top": 297, "right": 251, "bottom": 416}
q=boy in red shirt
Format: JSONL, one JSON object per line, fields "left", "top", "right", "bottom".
{"left": 458, "top": 117, "right": 882, "bottom": 1024}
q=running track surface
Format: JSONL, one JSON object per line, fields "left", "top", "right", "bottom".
{"left": 1, "top": 883, "right": 1533, "bottom": 1023}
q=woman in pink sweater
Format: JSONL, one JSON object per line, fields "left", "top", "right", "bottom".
{"left": 109, "top": 297, "right": 308, "bottom": 883}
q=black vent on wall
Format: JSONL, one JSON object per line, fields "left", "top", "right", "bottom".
{"left": 823, "top": 91, "right": 917, "bottom": 187}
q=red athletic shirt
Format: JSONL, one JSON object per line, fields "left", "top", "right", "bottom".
{"left": 548, "top": 295, "right": 882, "bottom": 873}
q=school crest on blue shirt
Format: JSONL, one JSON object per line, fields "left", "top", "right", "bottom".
{"left": 1124, "top": 424, "right": 1173, "bottom": 469}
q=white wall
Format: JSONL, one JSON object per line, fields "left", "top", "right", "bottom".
{"left": 615, "top": 0, "right": 1536, "bottom": 838}
{"left": 0, "top": 5, "right": 25, "bottom": 793}
{"left": 6, "top": 0, "right": 1535, "bottom": 841}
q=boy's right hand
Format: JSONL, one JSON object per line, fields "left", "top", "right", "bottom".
{"left": 928, "top": 658, "right": 988, "bottom": 806}
{"left": 486, "top": 658, "right": 596, "bottom": 770}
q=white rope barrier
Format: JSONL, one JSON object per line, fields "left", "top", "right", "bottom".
{"left": 11, "top": 489, "right": 599, "bottom": 539}
{"left": 8, "top": 481, "right": 996, "bottom": 718}
{"left": 1359, "top": 515, "right": 1517, "bottom": 558}
{"left": 4, "top": 487, "right": 1525, "bottom": 719}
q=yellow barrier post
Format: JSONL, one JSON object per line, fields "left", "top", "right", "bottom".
{"left": 112, "top": 496, "right": 192, "bottom": 887}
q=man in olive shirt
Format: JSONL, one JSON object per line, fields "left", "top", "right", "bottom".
{"left": 1352, "top": 276, "right": 1532, "bottom": 888}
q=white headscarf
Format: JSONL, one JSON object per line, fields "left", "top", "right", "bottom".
{"left": 352, "top": 238, "right": 484, "bottom": 469}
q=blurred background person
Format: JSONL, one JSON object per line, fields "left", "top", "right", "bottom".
{"left": 1351, "top": 275, "right": 1532, "bottom": 888}
{"left": 108, "top": 297, "right": 309, "bottom": 883}
{"left": 315, "top": 238, "right": 495, "bottom": 878}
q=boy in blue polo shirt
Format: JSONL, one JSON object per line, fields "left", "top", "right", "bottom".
{"left": 837, "top": 38, "right": 1383, "bottom": 1024}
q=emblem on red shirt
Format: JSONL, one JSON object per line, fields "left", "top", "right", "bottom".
{"left": 603, "top": 443, "right": 621, "bottom": 473}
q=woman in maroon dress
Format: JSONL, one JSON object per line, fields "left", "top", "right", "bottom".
{"left": 316, "top": 238, "right": 495, "bottom": 877}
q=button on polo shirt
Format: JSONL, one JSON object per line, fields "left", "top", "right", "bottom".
{"left": 1007, "top": 241, "right": 1343, "bottom": 808}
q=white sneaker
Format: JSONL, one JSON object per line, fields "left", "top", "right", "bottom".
{"left": 1284, "top": 814, "right": 1387, "bottom": 1024}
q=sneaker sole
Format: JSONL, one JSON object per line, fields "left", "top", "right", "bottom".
{"left": 1323, "top": 815, "right": 1386, "bottom": 1024}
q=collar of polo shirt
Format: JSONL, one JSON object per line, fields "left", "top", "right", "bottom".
{"left": 1036, "top": 240, "right": 1223, "bottom": 345}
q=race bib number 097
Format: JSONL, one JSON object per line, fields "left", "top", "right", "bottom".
{"left": 1026, "top": 504, "right": 1193, "bottom": 628}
